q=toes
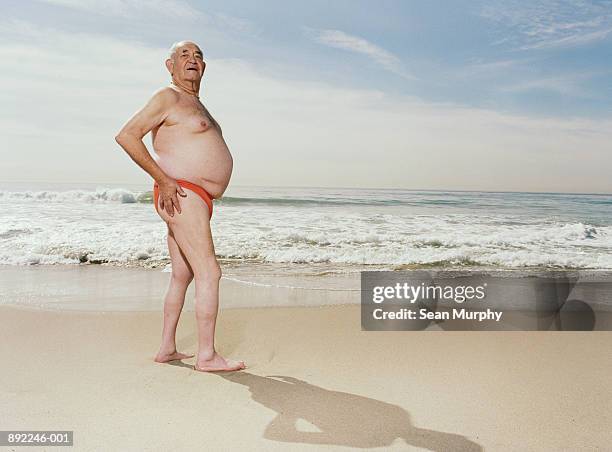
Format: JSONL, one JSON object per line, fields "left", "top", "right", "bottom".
{"left": 192, "top": 359, "right": 247, "bottom": 372}
{"left": 229, "top": 360, "right": 246, "bottom": 370}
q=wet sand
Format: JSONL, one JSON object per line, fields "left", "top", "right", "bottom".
{"left": 1, "top": 265, "right": 611, "bottom": 451}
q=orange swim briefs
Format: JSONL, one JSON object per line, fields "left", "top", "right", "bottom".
{"left": 153, "top": 179, "right": 214, "bottom": 218}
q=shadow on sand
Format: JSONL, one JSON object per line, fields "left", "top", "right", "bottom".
{"left": 215, "top": 372, "right": 482, "bottom": 451}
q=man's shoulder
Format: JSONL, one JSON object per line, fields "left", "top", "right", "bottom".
{"left": 150, "top": 86, "right": 180, "bottom": 105}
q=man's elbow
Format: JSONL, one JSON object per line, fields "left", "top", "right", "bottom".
{"left": 114, "top": 131, "right": 131, "bottom": 146}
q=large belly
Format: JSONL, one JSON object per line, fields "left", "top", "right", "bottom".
{"left": 152, "top": 130, "right": 233, "bottom": 198}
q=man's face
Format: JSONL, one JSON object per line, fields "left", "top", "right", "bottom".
{"left": 168, "top": 42, "right": 206, "bottom": 82}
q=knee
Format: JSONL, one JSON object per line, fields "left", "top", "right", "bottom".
{"left": 207, "top": 260, "right": 222, "bottom": 281}
{"left": 171, "top": 270, "right": 193, "bottom": 286}
{"left": 195, "top": 259, "right": 222, "bottom": 283}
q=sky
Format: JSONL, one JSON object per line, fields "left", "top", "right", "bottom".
{"left": 1, "top": 0, "right": 611, "bottom": 193}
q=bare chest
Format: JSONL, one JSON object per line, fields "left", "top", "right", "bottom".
{"left": 165, "top": 99, "right": 219, "bottom": 134}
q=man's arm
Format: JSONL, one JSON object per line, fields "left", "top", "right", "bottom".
{"left": 115, "top": 88, "right": 186, "bottom": 216}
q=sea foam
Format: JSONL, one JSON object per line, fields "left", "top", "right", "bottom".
{"left": 0, "top": 187, "right": 610, "bottom": 269}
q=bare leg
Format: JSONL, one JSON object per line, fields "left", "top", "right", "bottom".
{"left": 154, "top": 225, "right": 195, "bottom": 363}
{"left": 159, "top": 190, "right": 246, "bottom": 372}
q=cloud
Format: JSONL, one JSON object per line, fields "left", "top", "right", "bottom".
{"left": 455, "top": 57, "right": 530, "bottom": 78}
{"left": 37, "top": 0, "right": 202, "bottom": 19}
{"left": 35, "top": 0, "right": 260, "bottom": 37}
{"left": 1, "top": 21, "right": 611, "bottom": 193}
{"left": 211, "top": 12, "right": 261, "bottom": 37}
{"left": 305, "top": 27, "right": 416, "bottom": 80}
{"left": 524, "top": 26, "right": 612, "bottom": 49}
{"left": 480, "top": 0, "right": 612, "bottom": 50}
{"left": 497, "top": 70, "right": 610, "bottom": 97}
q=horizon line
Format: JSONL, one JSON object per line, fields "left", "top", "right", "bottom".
{"left": 0, "top": 180, "right": 610, "bottom": 196}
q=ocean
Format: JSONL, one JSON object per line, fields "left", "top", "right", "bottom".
{"left": 1, "top": 182, "right": 611, "bottom": 272}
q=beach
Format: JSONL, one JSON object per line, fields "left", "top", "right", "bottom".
{"left": 1, "top": 265, "right": 611, "bottom": 451}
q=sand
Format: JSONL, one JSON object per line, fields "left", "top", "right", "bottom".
{"left": 1, "top": 268, "right": 612, "bottom": 451}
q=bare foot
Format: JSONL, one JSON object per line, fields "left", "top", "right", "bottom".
{"left": 193, "top": 351, "right": 247, "bottom": 372}
{"left": 154, "top": 350, "right": 195, "bottom": 363}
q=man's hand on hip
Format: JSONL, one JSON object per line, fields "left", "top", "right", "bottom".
{"left": 158, "top": 177, "right": 187, "bottom": 217}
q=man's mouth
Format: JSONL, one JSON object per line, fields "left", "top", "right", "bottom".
{"left": 186, "top": 68, "right": 198, "bottom": 71}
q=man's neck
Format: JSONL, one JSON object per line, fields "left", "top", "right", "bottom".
{"left": 171, "top": 78, "right": 200, "bottom": 98}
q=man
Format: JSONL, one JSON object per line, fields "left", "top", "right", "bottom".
{"left": 115, "top": 40, "right": 246, "bottom": 372}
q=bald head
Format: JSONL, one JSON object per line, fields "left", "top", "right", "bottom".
{"left": 168, "top": 40, "right": 202, "bottom": 59}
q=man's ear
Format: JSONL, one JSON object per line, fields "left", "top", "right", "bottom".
{"left": 165, "top": 58, "right": 173, "bottom": 75}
